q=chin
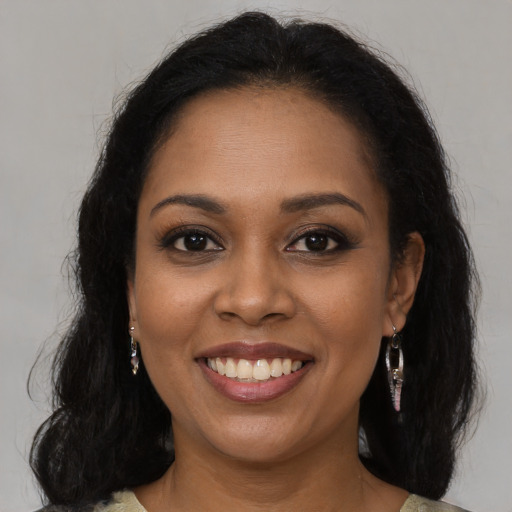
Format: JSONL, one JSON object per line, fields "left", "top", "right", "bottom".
{"left": 216, "top": 441, "right": 299, "bottom": 466}
{"left": 201, "top": 417, "right": 308, "bottom": 464}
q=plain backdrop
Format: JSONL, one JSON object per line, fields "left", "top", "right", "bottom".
{"left": 1, "top": 1, "right": 511, "bottom": 511}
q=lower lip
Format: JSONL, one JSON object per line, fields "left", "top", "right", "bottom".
{"left": 198, "top": 359, "right": 313, "bottom": 403}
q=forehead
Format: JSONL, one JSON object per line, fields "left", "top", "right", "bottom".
{"left": 142, "top": 87, "right": 386, "bottom": 217}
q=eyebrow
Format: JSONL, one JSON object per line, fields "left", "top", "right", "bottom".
{"left": 280, "top": 193, "right": 366, "bottom": 217}
{"left": 150, "top": 192, "right": 366, "bottom": 218}
{"left": 150, "top": 194, "right": 227, "bottom": 216}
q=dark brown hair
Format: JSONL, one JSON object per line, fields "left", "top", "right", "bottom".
{"left": 31, "top": 12, "right": 479, "bottom": 506}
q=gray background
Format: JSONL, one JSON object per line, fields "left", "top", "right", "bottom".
{"left": 1, "top": 1, "right": 511, "bottom": 511}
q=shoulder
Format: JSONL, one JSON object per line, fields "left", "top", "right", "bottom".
{"left": 35, "top": 490, "right": 145, "bottom": 512}
{"left": 401, "top": 494, "right": 471, "bottom": 512}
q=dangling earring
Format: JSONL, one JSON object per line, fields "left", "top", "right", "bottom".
{"left": 129, "top": 326, "right": 139, "bottom": 376}
{"left": 385, "top": 325, "right": 404, "bottom": 412}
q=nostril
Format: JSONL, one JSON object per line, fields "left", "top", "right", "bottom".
{"left": 262, "top": 312, "right": 286, "bottom": 321}
{"left": 212, "top": 269, "right": 297, "bottom": 324}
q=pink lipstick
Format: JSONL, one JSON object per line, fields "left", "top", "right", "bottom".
{"left": 196, "top": 342, "right": 314, "bottom": 403}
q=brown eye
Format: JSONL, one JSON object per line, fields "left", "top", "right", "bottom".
{"left": 170, "top": 231, "right": 222, "bottom": 252}
{"left": 287, "top": 230, "right": 345, "bottom": 253}
{"left": 181, "top": 233, "right": 207, "bottom": 251}
{"left": 304, "top": 234, "right": 328, "bottom": 251}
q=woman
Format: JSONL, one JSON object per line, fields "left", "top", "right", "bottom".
{"left": 32, "top": 12, "right": 479, "bottom": 512}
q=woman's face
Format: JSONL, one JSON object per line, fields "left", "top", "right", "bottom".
{"left": 128, "top": 87, "right": 419, "bottom": 464}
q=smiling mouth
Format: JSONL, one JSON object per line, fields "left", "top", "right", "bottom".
{"left": 197, "top": 342, "right": 314, "bottom": 402}
{"left": 206, "top": 357, "right": 306, "bottom": 382}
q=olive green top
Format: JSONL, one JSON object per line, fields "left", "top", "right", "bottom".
{"left": 70, "top": 489, "right": 469, "bottom": 512}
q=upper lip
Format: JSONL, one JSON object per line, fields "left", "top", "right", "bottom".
{"left": 197, "top": 341, "right": 314, "bottom": 361}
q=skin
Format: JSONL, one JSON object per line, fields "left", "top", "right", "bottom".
{"left": 127, "top": 87, "right": 424, "bottom": 512}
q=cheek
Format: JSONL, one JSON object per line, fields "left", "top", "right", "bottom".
{"left": 304, "top": 262, "right": 388, "bottom": 383}
{"left": 132, "top": 264, "right": 212, "bottom": 364}
{"left": 304, "top": 261, "right": 388, "bottom": 332}
{"left": 131, "top": 271, "right": 209, "bottom": 415}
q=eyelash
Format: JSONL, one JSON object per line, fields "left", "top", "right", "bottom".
{"left": 286, "top": 226, "right": 355, "bottom": 254}
{"left": 158, "top": 226, "right": 223, "bottom": 253}
{"left": 158, "top": 226, "right": 355, "bottom": 254}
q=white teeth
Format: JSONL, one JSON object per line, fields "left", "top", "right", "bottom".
{"left": 224, "top": 357, "right": 237, "bottom": 378}
{"left": 215, "top": 357, "right": 225, "bottom": 376}
{"left": 207, "top": 357, "right": 305, "bottom": 381}
{"left": 291, "top": 360, "right": 302, "bottom": 372}
{"left": 270, "top": 358, "right": 283, "bottom": 377}
{"left": 253, "top": 359, "right": 271, "bottom": 380}
{"left": 237, "top": 359, "right": 253, "bottom": 379}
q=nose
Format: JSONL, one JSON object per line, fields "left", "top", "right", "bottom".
{"left": 213, "top": 247, "right": 296, "bottom": 326}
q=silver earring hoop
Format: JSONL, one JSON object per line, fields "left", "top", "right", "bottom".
{"left": 129, "top": 326, "right": 139, "bottom": 376}
{"left": 385, "top": 325, "right": 404, "bottom": 412}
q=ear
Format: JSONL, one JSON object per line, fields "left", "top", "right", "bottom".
{"left": 126, "top": 277, "right": 139, "bottom": 339}
{"left": 382, "top": 232, "right": 425, "bottom": 336}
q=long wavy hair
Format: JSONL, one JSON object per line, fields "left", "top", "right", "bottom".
{"left": 30, "top": 12, "right": 479, "bottom": 506}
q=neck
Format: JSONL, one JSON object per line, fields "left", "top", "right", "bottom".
{"left": 135, "top": 420, "right": 406, "bottom": 512}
